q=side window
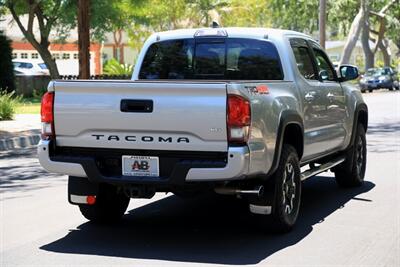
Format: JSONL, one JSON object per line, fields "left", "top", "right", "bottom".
{"left": 312, "top": 48, "right": 336, "bottom": 81}
{"left": 290, "top": 39, "right": 316, "bottom": 80}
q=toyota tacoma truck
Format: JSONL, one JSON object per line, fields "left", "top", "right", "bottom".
{"left": 38, "top": 27, "right": 368, "bottom": 232}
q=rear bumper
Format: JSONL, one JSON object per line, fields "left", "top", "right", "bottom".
{"left": 38, "top": 140, "right": 86, "bottom": 177}
{"left": 37, "top": 140, "right": 250, "bottom": 184}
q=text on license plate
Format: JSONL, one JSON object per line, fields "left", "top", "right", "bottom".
{"left": 122, "top": 155, "right": 159, "bottom": 177}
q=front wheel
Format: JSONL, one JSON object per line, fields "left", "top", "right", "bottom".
{"left": 79, "top": 184, "right": 130, "bottom": 223}
{"left": 334, "top": 124, "right": 367, "bottom": 187}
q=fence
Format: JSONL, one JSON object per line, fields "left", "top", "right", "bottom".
{"left": 15, "top": 75, "right": 51, "bottom": 96}
{"left": 15, "top": 74, "right": 131, "bottom": 97}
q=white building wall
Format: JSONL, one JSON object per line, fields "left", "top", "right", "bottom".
{"left": 12, "top": 49, "right": 96, "bottom": 75}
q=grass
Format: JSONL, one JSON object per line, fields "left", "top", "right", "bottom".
{"left": 15, "top": 97, "right": 41, "bottom": 114}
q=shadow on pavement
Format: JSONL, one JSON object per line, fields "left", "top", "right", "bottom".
{"left": 366, "top": 122, "right": 400, "bottom": 154}
{"left": 41, "top": 176, "right": 375, "bottom": 265}
{"left": 367, "top": 122, "right": 400, "bottom": 135}
{"left": 0, "top": 148, "right": 65, "bottom": 193}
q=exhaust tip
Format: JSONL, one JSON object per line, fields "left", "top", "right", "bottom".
{"left": 214, "top": 185, "right": 264, "bottom": 197}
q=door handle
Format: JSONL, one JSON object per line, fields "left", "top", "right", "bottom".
{"left": 120, "top": 99, "right": 153, "bottom": 113}
{"left": 305, "top": 92, "right": 315, "bottom": 101}
{"left": 326, "top": 92, "right": 335, "bottom": 101}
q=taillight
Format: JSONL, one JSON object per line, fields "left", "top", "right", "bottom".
{"left": 227, "top": 94, "right": 251, "bottom": 145}
{"left": 41, "top": 92, "right": 55, "bottom": 140}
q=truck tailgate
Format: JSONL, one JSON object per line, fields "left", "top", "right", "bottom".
{"left": 53, "top": 81, "right": 228, "bottom": 152}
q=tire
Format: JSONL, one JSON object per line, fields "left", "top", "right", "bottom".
{"left": 334, "top": 124, "right": 367, "bottom": 187}
{"left": 369, "top": 89, "right": 373, "bottom": 93}
{"left": 79, "top": 184, "right": 130, "bottom": 223}
{"left": 263, "top": 145, "right": 302, "bottom": 233}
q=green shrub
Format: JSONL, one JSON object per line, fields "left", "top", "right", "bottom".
{"left": 0, "top": 91, "right": 21, "bottom": 120}
{"left": 103, "top": 58, "right": 133, "bottom": 76}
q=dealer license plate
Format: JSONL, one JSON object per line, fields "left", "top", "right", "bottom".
{"left": 122, "top": 155, "right": 159, "bottom": 177}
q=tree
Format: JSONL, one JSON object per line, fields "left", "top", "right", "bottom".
{"left": 0, "top": 0, "right": 134, "bottom": 78}
{"left": 3, "top": 0, "right": 63, "bottom": 78}
{"left": 78, "top": 0, "right": 90, "bottom": 79}
{"left": 319, "top": 0, "right": 327, "bottom": 48}
{"left": 361, "top": 0, "right": 399, "bottom": 68}
{"left": 0, "top": 30, "right": 15, "bottom": 92}
{"left": 268, "top": 0, "right": 319, "bottom": 33}
{"left": 388, "top": 1, "right": 400, "bottom": 57}
{"left": 221, "top": 0, "right": 271, "bottom": 27}
{"left": 339, "top": 0, "right": 367, "bottom": 65}
{"left": 188, "top": 0, "right": 229, "bottom": 26}
{"left": 337, "top": 0, "right": 398, "bottom": 70}
{"left": 124, "top": 0, "right": 188, "bottom": 58}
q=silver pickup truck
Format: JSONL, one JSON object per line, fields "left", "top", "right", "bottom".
{"left": 38, "top": 27, "right": 368, "bottom": 232}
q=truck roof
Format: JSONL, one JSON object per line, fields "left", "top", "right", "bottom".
{"left": 152, "top": 27, "right": 312, "bottom": 41}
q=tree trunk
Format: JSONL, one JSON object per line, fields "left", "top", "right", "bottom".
{"left": 319, "top": 0, "right": 326, "bottom": 49}
{"left": 78, "top": 0, "right": 90, "bottom": 79}
{"left": 394, "top": 39, "right": 400, "bottom": 57}
{"left": 361, "top": 0, "right": 374, "bottom": 71}
{"left": 36, "top": 45, "right": 59, "bottom": 79}
{"left": 361, "top": 29, "right": 374, "bottom": 70}
{"left": 339, "top": 5, "right": 364, "bottom": 65}
{"left": 395, "top": 41, "right": 400, "bottom": 57}
{"left": 7, "top": 3, "right": 60, "bottom": 79}
{"left": 378, "top": 39, "right": 391, "bottom": 67}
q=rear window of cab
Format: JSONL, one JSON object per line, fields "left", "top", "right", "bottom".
{"left": 139, "top": 38, "right": 284, "bottom": 80}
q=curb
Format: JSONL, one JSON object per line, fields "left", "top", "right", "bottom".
{"left": 0, "top": 134, "right": 41, "bottom": 151}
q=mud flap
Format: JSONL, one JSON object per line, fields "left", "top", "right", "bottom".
{"left": 68, "top": 176, "right": 99, "bottom": 205}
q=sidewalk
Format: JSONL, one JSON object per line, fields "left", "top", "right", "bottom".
{"left": 0, "top": 114, "right": 41, "bottom": 151}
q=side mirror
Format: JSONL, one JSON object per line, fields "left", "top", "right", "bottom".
{"left": 339, "top": 65, "right": 359, "bottom": 81}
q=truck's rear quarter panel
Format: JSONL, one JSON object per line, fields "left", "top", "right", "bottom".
{"left": 228, "top": 81, "right": 300, "bottom": 176}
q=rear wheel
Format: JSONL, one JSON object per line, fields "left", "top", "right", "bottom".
{"left": 369, "top": 89, "right": 373, "bottom": 93}
{"left": 79, "top": 184, "right": 130, "bottom": 223}
{"left": 255, "top": 145, "right": 301, "bottom": 233}
{"left": 334, "top": 124, "right": 366, "bottom": 187}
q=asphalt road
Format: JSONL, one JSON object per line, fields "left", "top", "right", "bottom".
{"left": 1, "top": 90, "right": 399, "bottom": 267}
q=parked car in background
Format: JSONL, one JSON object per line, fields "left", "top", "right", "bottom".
{"left": 359, "top": 67, "right": 399, "bottom": 93}
{"left": 13, "top": 59, "right": 50, "bottom": 76}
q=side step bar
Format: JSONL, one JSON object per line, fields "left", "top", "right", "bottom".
{"left": 301, "top": 156, "right": 346, "bottom": 181}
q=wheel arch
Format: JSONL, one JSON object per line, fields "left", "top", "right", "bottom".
{"left": 266, "top": 110, "right": 304, "bottom": 177}
{"left": 349, "top": 103, "right": 368, "bottom": 149}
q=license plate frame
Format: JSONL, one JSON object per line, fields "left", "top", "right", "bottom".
{"left": 122, "top": 155, "right": 159, "bottom": 177}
